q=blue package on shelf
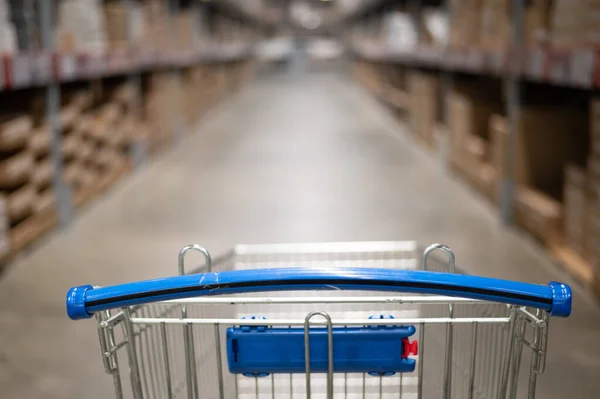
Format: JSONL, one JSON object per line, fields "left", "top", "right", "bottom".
{"left": 227, "top": 320, "right": 418, "bottom": 377}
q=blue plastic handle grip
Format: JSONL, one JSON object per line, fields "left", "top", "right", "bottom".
{"left": 66, "top": 267, "right": 572, "bottom": 320}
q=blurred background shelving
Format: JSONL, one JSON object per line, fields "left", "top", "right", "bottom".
{"left": 2, "top": 2, "right": 600, "bottom": 398}
{"left": 1, "top": 0, "right": 599, "bottom": 300}
{"left": 345, "top": 0, "right": 600, "bottom": 296}
{"left": 1, "top": 0, "right": 600, "bottom": 300}
{"left": 0, "top": 0, "right": 271, "bottom": 263}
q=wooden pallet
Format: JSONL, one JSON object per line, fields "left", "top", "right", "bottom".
{"left": 74, "top": 184, "right": 100, "bottom": 209}
{"left": 550, "top": 245, "right": 596, "bottom": 287}
{"left": 592, "top": 277, "right": 600, "bottom": 301}
{"left": 10, "top": 210, "right": 57, "bottom": 256}
{"left": 75, "top": 162, "right": 131, "bottom": 208}
{"left": 380, "top": 86, "right": 408, "bottom": 111}
{"left": 96, "top": 162, "right": 131, "bottom": 194}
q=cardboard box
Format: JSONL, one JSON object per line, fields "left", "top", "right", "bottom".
{"left": 490, "top": 108, "right": 587, "bottom": 199}
{"left": 588, "top": 157, "right": 600, "bottom": 182}
{"left": 450, "top": 0, "right": 483, "bottom": 48}
{"left": 525, "top": 0, "right": 552, "bottom": 46}
{"left": 564, "top": 164, "right": 589, "bottom": 256}
{"left": 32, "top": 160, "right": 53, "bottom": 190}
{"left": 97, "top": 103, "right": 121, "bottom": 127}
{"left": 490, "top": 114, "right": 508, "bottom": 179}
{"left": 62, "top": 134, "right": 81, "bottom": 160}
{"left": 551, "top": 0, "right": 600, "bottom": 47}
{"left": 73, "top": 114, "right": 93, "bottom": 137}
{"left": 60, "top": 104, "right": 79, "bottom": 130}
{"left": 67, "top": 90, "right": 94, "bottom": 112}
{"left": 106, "top": 117, "right": 134, "bottom": 149}
{"left": 109, "top": 82, "right": 138, "bottom": 107}
{"left": 584, "top": 205, "right": 600, "bottom": 265}
{"left": 95, "top": 148, "right": 122, "bottom": 170}
{"left": 87, "top": 118, "right": 106, "bottom": 142}
{"left": 0, "top": 115, "right": 33, "bottom": 152}
{"left": 35, "top": 188, "right": 55, "bottom": 214}
{"left": 515, "top": 186, "right": 563, "bottom": 246}
{"left": 0, "top": 196, "right": 11, "bottom": 260}
{"left": 465, "top": 135, "right": 489, "bottom": 163}
{"left": 480, "top": 0, "right": 511, "bottom": 49}
{"left": 0, "top": 152, "right": 33, "bottom": 189}
{"left": 480, "top": 0, "right": 551, "bottom": 46}
{"left": 7, "top": 185, "right": 36, "bottom": 223}
{"left": 79, "top": 168, "right": 99, "bottom": 188}
{"left": 63, "top": 161, "right": 83, "bottom": 188}
{"left": 449, "top": 87, "right": 500, "bottom": 169}
{"left": 145, "top": 72, "right": 184, "bottom": 141}
{"left": 28, "top": 125, "right": 50, "bottom": 158}
{"left": 591, "top": 135, "right": 600, "bottom": 158}
{"left": 566, "top": 163, "right": 588, "bottom": 188}
{"left": 77, "top": 139, "right": 95, "bottom": 163}
{"left": 104, "top": 1, "right": 129, "bottom": 50}
{"left": 408, "top": 72, "right": 438, "bottom": 147}
{"left": 176, "top": 9, "right": 197, "bottom": 52}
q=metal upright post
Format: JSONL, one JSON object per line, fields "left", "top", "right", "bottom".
{"left": 439, "top": 0, "right": 453, "bottom": 173}
{"left": 171, "top": 0, "right": 187, "bottom": 146}
{"left": 38, "top": 0, "right": 73, "bottom": 228}
{"left": 122, "top": 0, "right": 147, "bottom": 169}
{"left": 499, "top": 0, "right": 524, "bottom": 224}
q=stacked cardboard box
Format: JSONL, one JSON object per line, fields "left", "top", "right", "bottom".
{"left": 586, "top": 98, "right": 600, "bottom": 279}
{"left": 103, "top": 0, "right": 129, "bottom": 51}
{"left": 525, "top": 0, "right": 552, "bottom": 47}
{"left": 140, "top": 0, "right": 171, "bottom": 52}
{"left": 452, "top": 0, "right": 550, "bottom": 50}
{"left": 0, "top": 115, "right": 34, "bottom": 225}
{"left": 185, "top": 66, "right": 213, "bottom": 127}
{"left": 515, "top": 185, "right": 563, "bottom": 246}
{"left": 408, "top": 72, "right": 438, "bottom": 148}
{"left": 560, "top": 161, "right": 600, "bottom": 280}
{"left": 354, "top": 62, "right": 383, "bottom": 96}
{"left": 450, "top": 0, "right": 483, "bottom": 48}
{"left": 56, "top": 0, "right": 107, "bottom": 54}
{"left": 90, "top": 91, "right": 131, "bottom": 190}
{"left": 480, "top": 0, "right": 511, "bottom": 50}
{"left": 490, "top": 108, "right": 587, "bottom": 197}
{"left": 144, "top": 72, "right": 184, "bottom": 153}
{"left": 57, "top": 0, "right": 200, "bottom": 54}
{"left": 29, "top": 121, "right": 52, "bottom": 215}
{"left": 489, "top": 107, "right": 587, "bottom": 245}
{"left": 448, "top": 84, "right": 501, "bottom": 200}
{"left": 0, "top": 111, "right": 38, "bottom": 256}
{"left": 175, "top": 8, "right": 202, "bottom": 52}
{"left": 551, "top": 0, "right": 600, "bottom": 48}
{"left": 564, "top": 164, "right": 588, "bottom": 255}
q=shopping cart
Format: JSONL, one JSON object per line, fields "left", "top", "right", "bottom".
{"left": 66, "top": 241, "right": 572, "bottom": 399}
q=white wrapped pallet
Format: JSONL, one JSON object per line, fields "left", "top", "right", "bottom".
{"left": 0, "top": 0, "right": 16, "bottom": 53}
{"left": 384, "top": 12, "right": 418, "bottom": 50}
{"left": 57, "top": 0, "right": 107, "bottom": 54}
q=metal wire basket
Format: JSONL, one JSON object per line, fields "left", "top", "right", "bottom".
{"left": 66, "top": 241, "right": 571, "bottom": 399}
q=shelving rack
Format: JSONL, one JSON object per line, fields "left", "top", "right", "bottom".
{"left": 0, "top": 0, "right": 268, "bottom": 263}
{"left": 344, "top": 0, "right": 600, "bottom": 291}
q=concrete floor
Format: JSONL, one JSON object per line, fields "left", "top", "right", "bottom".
{"left": 0, "top": 69, "right": 599, "bottom": 398}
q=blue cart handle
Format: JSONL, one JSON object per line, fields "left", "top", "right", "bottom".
{"left": 66, "top": 267, "right": 572, "bottom": 320}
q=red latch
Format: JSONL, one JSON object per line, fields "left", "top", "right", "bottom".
{"left": 402, "top": 338, "right": 418, "bottom": 358}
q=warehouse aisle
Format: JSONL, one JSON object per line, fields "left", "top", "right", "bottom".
{"left": 0, "top": 71, "right": 599, "bottom": 398}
